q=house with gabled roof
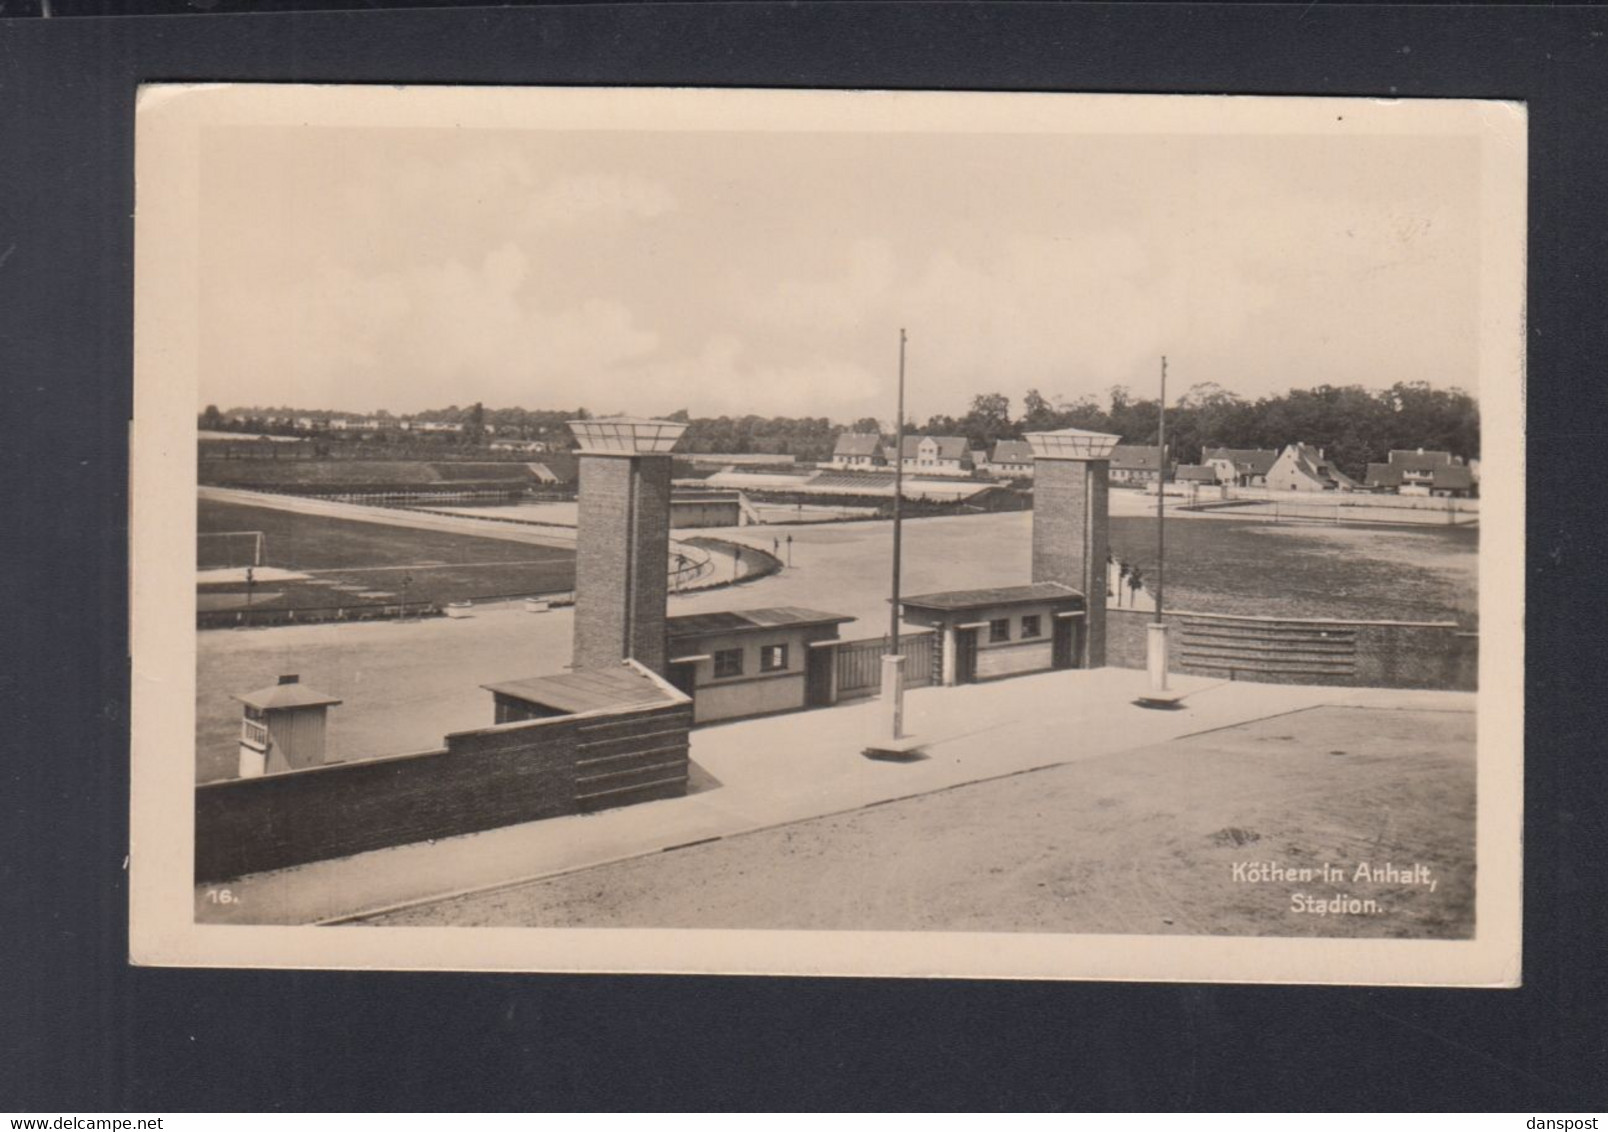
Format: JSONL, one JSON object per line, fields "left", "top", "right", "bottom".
{"left": 829, "top": 432, "right": 889, "bottom": 469}
{"left": 1109, "top": 444, "right": 1170, "bottom": 485}
{"left": 900, "top": 435, "right": 974, "bottom": 475}
{"left": 988, "top": 439, "right": 1036, "bottom": 478}
{"left": 1202, "top": 446, "right": 1279, "bottom": 488}
{"left": 1365, "top": 449, "right": 1476, "bottom": 497}
{"left": 1265, "top": 443, "right": 1360, "bottom": 492}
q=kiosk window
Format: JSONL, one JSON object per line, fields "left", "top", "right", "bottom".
{"left": 1021, "top": 614, "right": 1042, "bottom": 639}
{"left": 760, "top": 643, "right": 789, "bottom": 672}
{"left": 989, "top": 618, "right": 1011, "bottom": 643}
{"left": 713, "top": 649, "right": 744, "bottom": 678}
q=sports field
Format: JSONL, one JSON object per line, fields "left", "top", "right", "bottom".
{"left": 1105, "top": 515, "right": 1477, "bottom": 625}
{"left": 198, "top": 498, "right": 575, "bottom": 613}
{"left": 193, "top": 505, "right": 1477, "bottom": 782}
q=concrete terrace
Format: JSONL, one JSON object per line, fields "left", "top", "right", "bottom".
{"left": 193, "top": 667, "right": 1472, "bottom": 926}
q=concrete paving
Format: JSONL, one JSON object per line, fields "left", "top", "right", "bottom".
{"left": 193, "top": 666, "right": 1473, "bottom": 926}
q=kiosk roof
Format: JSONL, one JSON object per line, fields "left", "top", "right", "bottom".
{"left": 900, "top": 581, "right": 1083, "bottom": 612}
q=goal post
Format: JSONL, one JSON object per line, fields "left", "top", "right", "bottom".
{"left": 197, "top": 530, "right": 265, "bottom": 570}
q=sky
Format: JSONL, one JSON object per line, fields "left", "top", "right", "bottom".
{"left": 197, "top": 118, "right": 1482, "bottom": 422}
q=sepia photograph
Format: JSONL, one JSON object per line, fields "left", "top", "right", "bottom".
{"left": 129, "top": 84, "right": 1524, "bottom": 983}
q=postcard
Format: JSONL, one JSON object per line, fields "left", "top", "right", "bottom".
{"left": 130, "top": 83, "right": 1524, "bottom": 984}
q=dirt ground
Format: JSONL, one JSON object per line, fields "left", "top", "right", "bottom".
{"left": 367, "top": 705, "right": 1475, "bottom": 938}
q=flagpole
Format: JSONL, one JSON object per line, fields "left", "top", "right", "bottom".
{"left": 1155, "top": 355, "right": 1166, "bottom": 624}
{"left": 1142, "top": 354, "right": 1175, "bottom": 702}
{"left": 891, "top": 328, "right": 906, "bottom": 652}
{"left": 884, "top": 328, "right": 908, "bottom": 740}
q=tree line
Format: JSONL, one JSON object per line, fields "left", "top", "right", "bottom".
{"left": 661, "top": 382, "right": 1478, "bottom": 477}
{"left": 203, "top": 380, "right": 1477, "bottom": 481}
{"left": 920, "top": 381, "right": 1479, "bottom": 482}
{"left": 201, "top": 402, "right": 587, "bottom": 446}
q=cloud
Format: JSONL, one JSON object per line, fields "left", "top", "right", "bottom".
{"left": 202, "top": 128, "right": 1481, "bottom": 418}
{"left": 742, "top": 238, "right": 899, "bottom": 331}
{"left": 212, "top": 241, "right": 663, "bottom": 411}
{"left": 518, "top": 174, "right": 676, "bottom": 232}
{"left": 571, "top": 334, "right": 885, "bottom": 419}
{"left": 728, "top": 228, "right": 1280, "bottom": 411}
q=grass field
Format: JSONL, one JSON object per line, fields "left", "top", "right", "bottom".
{"left": 367, "top": 705, "right": 1474, "bottom": 938}
{"left": 198, "top": 498, "right": 574, "bottom": 612}
{"left": 1107, "top": 515, "right": 1477, "bottom": 625}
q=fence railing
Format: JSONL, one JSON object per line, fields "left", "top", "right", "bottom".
{"left": 198, "top": 600, "right": 445, "bottom": 631}
{"left": 835, "top": 632, "right": 938, "bottom": 700}
{"left": 240, "top": 717, "right": 269, "bottom": 750}
{"left": 669, "top": 542, "right": 716, "bottom": 590}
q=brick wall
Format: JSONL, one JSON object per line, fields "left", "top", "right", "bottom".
{"left": 574, "top": 454, "right": 672, "bottom": 673}
{"left": 1031, "top": 459, "right": 1108, "bottom": 665}
{"left": 572, "top": 707, "right": 694, "bottom": 812}
{"left": 195, "top": 700, "right": 692, "bottom": 883}
{"left": 1107, "top": 607, "right": 1476, "bottom": 691}
{"left": 629, "top": 457, "right": 672, "bottom": 673}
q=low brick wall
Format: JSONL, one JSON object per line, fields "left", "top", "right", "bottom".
{"left": 195, "top": 700, "right": 692, "bottom": 883}
{"left": 1107, "top": 607, "right": 1476, "bottom": 691}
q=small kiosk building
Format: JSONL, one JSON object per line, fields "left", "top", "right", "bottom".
{"left": 665, "top": 607, "right": 856, "bottom": 724}
{"left": 901, "top": 583, "right": 1086, "bottom": 685}
{"left": 233, "top": 674, "right": 342, "bottom": 778}
{"left": 485, "top": 664, "right": 687, "bottom": 724}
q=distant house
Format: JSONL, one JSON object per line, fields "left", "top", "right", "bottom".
{"left": 1365, "top": 449, "right": 1476, "bottom": 497}
{"left": 1174, "top": 464, "right": 1219, "bottom": 485}
{"left": 1266, "top": 443, "right": 1359, "bottom": 492}
{"left": 415, "top": 420, "right": 465, "bottom": 434}
{"left": 900, "top": 435, "right": 974, "bottom": 475}
{"left": 988, "top": 439, "right": 1036, "bottom": 478}
{"left": 1202, "top": 447, "right": 1279, "bottom": 487}
{"left": 1109, "top": 445, "right": 1170, "bottom": 485}
{"left": 830, "top": 432, "right": 888, "bottom": 469}
{"left": 490, "top": 439, "right": 548, "bottom": 453}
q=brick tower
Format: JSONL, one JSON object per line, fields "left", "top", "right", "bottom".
{"left": 1025, "top": 427, "right": 1120, "bottom": 667}
{"left": 568, "top": 416, "right": 688, "bottom": 675}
